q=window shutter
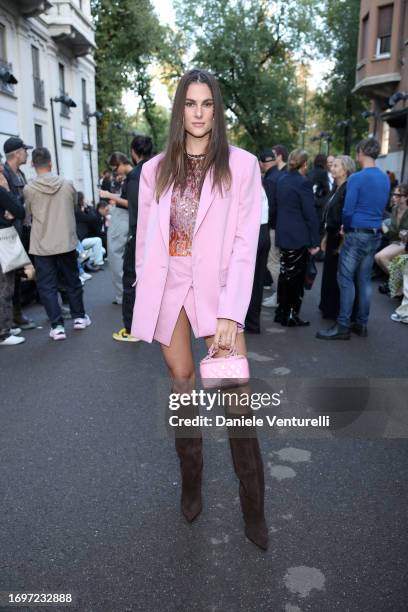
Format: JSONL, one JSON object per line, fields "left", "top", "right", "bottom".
{"left": 378, "top": 4, "right": 393, "bottom": 38}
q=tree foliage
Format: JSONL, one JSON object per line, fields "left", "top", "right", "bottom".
{"left": 313, "top": 0, "right": 368, "bottom": 154}
{"left": 90, "top": 0, "right": 168, "bottom": 168}
{"left": 173, "top": 0, "right": 323, "bottom": 153}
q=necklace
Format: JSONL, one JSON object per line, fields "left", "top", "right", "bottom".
{"left": 186, "top": 151, "right": 207, "bottom": 160}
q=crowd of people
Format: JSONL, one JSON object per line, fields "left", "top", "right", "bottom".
{"left": 251, "top": 137, "right": 407, "bottom": 338}
{"left": 0, "top": 134, "right": 152, "bottom": 345}
{"left": 0, "top": 133, "right": 407, "bottom": 348}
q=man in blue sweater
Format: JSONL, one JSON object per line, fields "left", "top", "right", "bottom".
{"left": 317, "top": 138, "right": 390, "bottom": 340}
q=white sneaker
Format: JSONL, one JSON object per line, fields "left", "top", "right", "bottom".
{"left": 73, "top": 314, "right": 91, "bottom": 330}
{"left": 80, "top": 272, "right": 92, "bottom": 282}
{"left": 262, "top": 293, "right": 278, "bottom": 308}
{"left": 0, "top": 334, "right": 25, "bottom": 346}
{"left": 49, "top": 325, "right": 66, "bottom": 341}
{"left": 10, "top": 327, "right": 22, "bottom": 336}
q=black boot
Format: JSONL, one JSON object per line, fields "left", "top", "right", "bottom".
{"left": 316, "top": 323, "right": 351, "bottom": 340}
{"left": 350, "top": 322, "right": 368, "bottom": 337}
{"left": 228, "top": 436, "right": 269, "bottom": 550}
{"left": 281, "top": 308, "right": 310, "bottom": 327}
{"left": 175, "top": 436, "right": 203, "bottom": 522}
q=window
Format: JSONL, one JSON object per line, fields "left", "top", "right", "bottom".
{"left": 34, "top": 124, "right": 43, "bottom": 148}
{"left": 360, "top": 14, "right": 369, "bottom": 60}
{"left": 377, "top": 4, "right": 393, "bottom": 57}
{"left": 81, "top": 78, "right": 88, "bottom": 122}
{"left": 58, "top": 62, "right": 65, "bottom": 95}
{"left": 32, "top": 46, "right": 45, "bottom": 107}
{"left": 0, "top": 23, "right": 6, "bottom": 61}
{"left": 58, "top": 63, "right": 70, "bottom": 118}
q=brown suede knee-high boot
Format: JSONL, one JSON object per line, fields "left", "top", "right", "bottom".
{"left": 228, "top": 435, "right": 268, "bottom": 550}
{"left": 226, "top": 396, "right": 268, "bottom": 551}
{"left": 170, "top": 389, "right": 203, "bottom": 523}
{"left": 175, "top": 435, "right": 203, "bottom": 522}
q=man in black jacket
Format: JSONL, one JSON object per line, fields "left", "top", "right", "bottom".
{"left": 0, "top": 164, "right": 27, "bottom": 345}
{"left": 110, "top": 135, "right": 153, "bottom": 342}
{"left": 262, "top": 145, "right": 288, "bottom": 308}
{"left": 3, "top": 137, "right": 36, "bottom": 330}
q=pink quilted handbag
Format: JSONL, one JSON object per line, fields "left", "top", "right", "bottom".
{"left": 200, "top": 345, "right": 250, "bottom": 389}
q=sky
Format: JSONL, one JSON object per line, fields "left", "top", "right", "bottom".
{"left": 123, "top": 0, "right": 332, "bottom": 115}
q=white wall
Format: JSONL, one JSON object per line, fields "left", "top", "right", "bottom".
{"left": 0, "top": 1, "right": 98, "bottom": 201}
{"left": 377, "top": 151, "right": 404, "bottom": 181}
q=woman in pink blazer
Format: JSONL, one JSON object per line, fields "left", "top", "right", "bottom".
{"left": 131, "top": 69, "right": 268, "bottom": 550}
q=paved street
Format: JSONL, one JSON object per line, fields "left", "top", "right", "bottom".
{"left": 1, "top": 265, "right": 407, "bottom": 612}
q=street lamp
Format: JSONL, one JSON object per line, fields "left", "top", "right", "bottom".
{"left": 0, "top": 66, "right": 18, "bottom": 85}
{"left": 50, "top": 94, "right": 77, "bottom": 174}
{"left": 336, "top": 120, "right": 353, "bottom": 155}
{"left": 310, "top": 131, "right": 332, "bottom": 155}
{"left": 86, "top": 110, "right": 103, "bottom": 205}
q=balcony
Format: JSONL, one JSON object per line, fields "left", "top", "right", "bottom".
{"left": 15, "top": 0, "right": 52, "bottom": 18}
{"left": 44, "top": 1, "right": 95, "bottom": 58}
{"left": 353, "top": 71, "right": 401, "bottom": 101}
{"left": 0, "top": 59, "right": 16, "bottom": 96}
{"left": 33, "top": 76, "right": 45, "bottom": 107}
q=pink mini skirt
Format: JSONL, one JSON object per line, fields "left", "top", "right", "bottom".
{"left": 153, "top": 256, "right": 244, "bottom": 346}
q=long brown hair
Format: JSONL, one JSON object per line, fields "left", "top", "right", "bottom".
{"left": 155, "top": 69, "right": 231, "bottom": 201}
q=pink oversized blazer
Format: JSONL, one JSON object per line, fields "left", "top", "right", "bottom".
{"left": 130, "top": 145, "right": 262, "bottom": 343}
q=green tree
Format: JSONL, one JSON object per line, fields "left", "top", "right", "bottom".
{"left": 173, "top": 0, "right": 323, "bottom": 153}
{"left": 90, "top": 0, "right": 171, "bottom": 168}
{"left": 313, "top": 0, "right": 368, "bottom": 154}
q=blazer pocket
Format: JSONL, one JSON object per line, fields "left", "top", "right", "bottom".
{"left": 219, "top": 268, "right": 228, "bottom": 286}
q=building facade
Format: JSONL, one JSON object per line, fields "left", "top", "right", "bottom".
{"left": 0, "top": 0, "right": 98, "bottom": 202}
{"left": 354, "top": 0, "right": 408, "bottom": 180}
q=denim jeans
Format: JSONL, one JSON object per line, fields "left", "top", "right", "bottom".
{"left": 337, "top": 232, "right": 382, "bottom": 327}
{"left": 34, "top": 250, "right": 85, "bottom": 327}
{"left": 81, "top": 237, "right": 105, "bottom": 266}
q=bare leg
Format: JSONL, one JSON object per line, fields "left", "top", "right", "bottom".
{"left": 160, "top": 307, "right": 202, "bottom": 521}
{"left": 375, "top": 243, "right": 405, "bottom": 274}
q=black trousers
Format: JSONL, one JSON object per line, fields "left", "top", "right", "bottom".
{"left": 34, "top": 250, "right": 85, "bottom": 327}
{"left": 122, "top": 234, "right": 136, "bottom": 333}
{"left": 319, "top": 230, "right": 341, "bottom": 319}
{"left": 277, "top": 247, "right": 308, "bottom": 317}
{"left": 245, "top": 224, "right": 271, "bottom": 333}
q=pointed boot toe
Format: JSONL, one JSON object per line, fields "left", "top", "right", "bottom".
{"left": 245, "top": 521, "right": 269, "bottom": 551}
{"left": 181, "top": 494, "right": 203, "bottom": 522}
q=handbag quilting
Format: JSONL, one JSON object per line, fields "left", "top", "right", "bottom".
{"left": 200, "top": 344, "right": 250, "bottom": 389}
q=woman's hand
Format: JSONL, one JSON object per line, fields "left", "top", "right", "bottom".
{"left": 4, "top": 210, "right": 14, "bottom": 220}
{"left": 99, "top": 190, "right": 112, "bottom": 199}
{"left": 308, "top": 246, "right": 320, "bottom": 256}
{"left": 214, "top": 318, "right": 238, "bottom": 351}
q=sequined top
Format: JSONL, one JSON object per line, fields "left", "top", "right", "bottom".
{"left": 169, "top": 154, "right": 206, "bottom": 256}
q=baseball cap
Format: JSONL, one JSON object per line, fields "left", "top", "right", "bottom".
{"left": 259, "top": 148, "right": 276, "bottom": 162}
{"left": 4, "top": 137, "right": 33, "bottom": 155}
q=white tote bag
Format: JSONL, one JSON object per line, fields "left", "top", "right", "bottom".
{"left": 0, "top": 226, "right": 31, "bottom": 273}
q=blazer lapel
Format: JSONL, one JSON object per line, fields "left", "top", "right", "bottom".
{"left": 159, "top": 184, "right": 173, "bottom": 249}
{"left": 194, "top": 169, "right": 215, "bottom": 237}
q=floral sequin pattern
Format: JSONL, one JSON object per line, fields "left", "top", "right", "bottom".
{"left": 169, "top": 155, "right": 206, "bottom": 256}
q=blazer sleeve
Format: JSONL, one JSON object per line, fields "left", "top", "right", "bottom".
{"left": 216, "top": 156, "right": 262, "bottom": 325}
{"left": 300, "top": 179, "right": 320, "bottom": 247}
{"left": 135, "top": 161, "right": 155, "bottom": 281}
